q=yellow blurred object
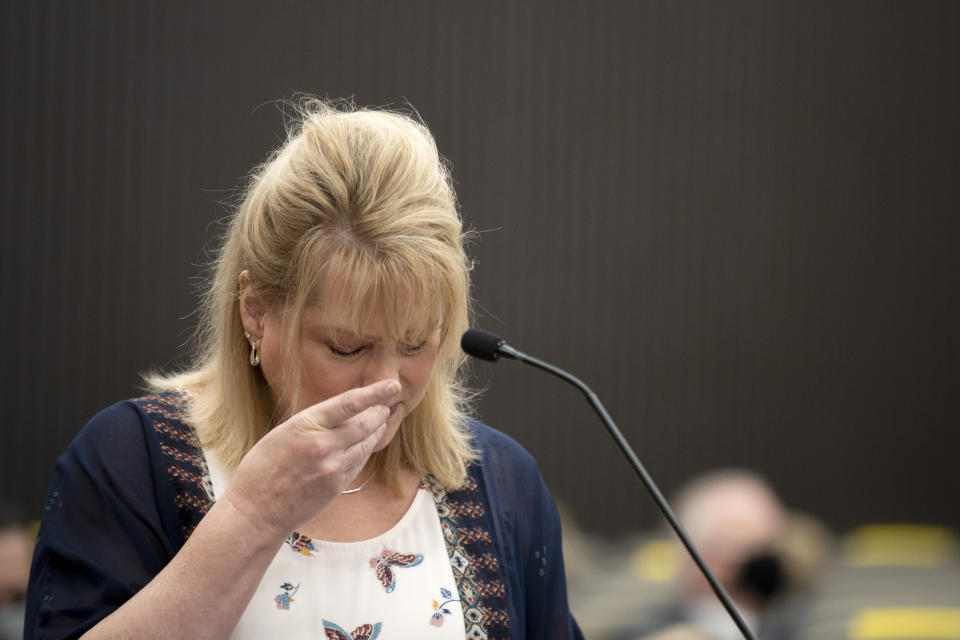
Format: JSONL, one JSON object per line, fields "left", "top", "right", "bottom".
{"left": 642, "top": 623, "right": 707, "bottom": 640}
{"left": 849, "top": 607, "right": 960, "bottom": 639}
{"left": 844, "top": 525, "right": 958, "bottom": 568}
{"left": 630, "top": 539, "right": 682, "bottom": 582}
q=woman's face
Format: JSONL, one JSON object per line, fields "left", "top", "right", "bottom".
{"left": 251, "top": 298, "right": 442, "bottom": 452}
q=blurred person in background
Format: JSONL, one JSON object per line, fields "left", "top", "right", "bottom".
{"left": 617, "top": 470, "right": 828, "bottom": 640}
{"left": 0, "top": 500, "right": 33, "bottom": 640}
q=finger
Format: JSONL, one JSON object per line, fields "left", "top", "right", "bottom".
{"left": 303, "top": 379, "right": 401, "bottom": 428}
{"left": 342, "top": 421, "right": 389, "bottom": 471}
{"left": 317, "top": 404, "right": 389, "bottom": 448}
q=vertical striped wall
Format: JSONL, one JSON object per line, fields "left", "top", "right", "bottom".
{"left": 2, "top": 1, "right": 958, "bottom": 534}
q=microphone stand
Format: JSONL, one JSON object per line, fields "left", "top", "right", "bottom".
{"left": 494, "top": 341, "right": 758, "bottom": 640}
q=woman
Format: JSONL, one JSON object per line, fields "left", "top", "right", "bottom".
{"left": 26, "top": 101, "right": 583, "bottom": 639}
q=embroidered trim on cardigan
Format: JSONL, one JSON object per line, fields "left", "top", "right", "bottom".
{"left": 133, "top": 391, "right": 214, "bottom": 540}
{"left": 425, "top": 473, "right": 510, "bottom": 640}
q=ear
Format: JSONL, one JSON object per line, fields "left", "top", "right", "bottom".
{"left": 238, "top": 270, "right": 267, "bottom": 339}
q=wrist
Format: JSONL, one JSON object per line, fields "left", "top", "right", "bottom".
{"left": 206, "top": 493, "right": 289, "bottom": 551}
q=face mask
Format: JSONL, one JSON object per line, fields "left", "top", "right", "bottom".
{"left": 736, "top": 551, "right": 784, "bottom": 603}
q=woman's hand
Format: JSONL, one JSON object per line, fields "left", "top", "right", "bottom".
{"left": 220, "top": 379, "right": 401, "bottom": 540}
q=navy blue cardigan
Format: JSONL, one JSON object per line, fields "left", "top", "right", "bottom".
{"left": 26, "top": 393, "right": 583, "bottom": 639}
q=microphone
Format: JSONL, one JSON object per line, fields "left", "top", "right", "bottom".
{"left": 461, "top": 328, "right": 758, "bottom": 640}
{"left": 460, "top": 328, "right": 523, "bottom": 361}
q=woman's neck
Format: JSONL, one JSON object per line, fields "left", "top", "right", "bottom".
{"left": 295, "top": 466, "right": 422, "bottom": 543}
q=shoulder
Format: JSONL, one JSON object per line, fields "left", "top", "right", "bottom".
{"left": 66, "top": 400, "right": 151, "bottom": 464}
{"left": 57, "top": 391, "right": 199, "bottom": 503}
{"left": 48, "top": 391, "right": 202, "bottom": 547}
{"left": 462, "top": 419, "right": 551, "bottom": 510}
{"left": 50, "top": 398, "right": 169, "bottom": 505}
{"left": 66, "top": 391, "right": 189, "bottom": 463}
{"left": 465, "top": 418, "right": 539, "bottom": 475}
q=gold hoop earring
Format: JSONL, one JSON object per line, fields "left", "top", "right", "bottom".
{"left": 249, "top": 340, "right": 261, "bottom": 367}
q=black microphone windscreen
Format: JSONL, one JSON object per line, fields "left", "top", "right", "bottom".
{"left": 461, "top": 329, "right": 505, "bottom": 361}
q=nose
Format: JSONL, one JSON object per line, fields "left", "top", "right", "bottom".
{"left": 362, "top": 348, "right": 402, "bottom": 388}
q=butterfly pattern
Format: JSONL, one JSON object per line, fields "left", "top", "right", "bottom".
{"left": 285, "top": 532, "right": 316, "bottom": 558}
{"left": 370, "top": 549, "right": 424, "bottom": 593}
{"left": 429, "top": 586, "right": 460, "bottom": 627}
{"left": 322, "top": 620, "right": 382, "bottom": 640}
{"left": 274, "top": 581, "right": 299, "bottom": 610}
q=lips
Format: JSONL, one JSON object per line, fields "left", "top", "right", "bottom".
{"left": 388, "top": 402, "right": 400, "bottom": 417}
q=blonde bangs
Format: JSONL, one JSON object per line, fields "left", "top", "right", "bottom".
{"left": 294, "top": 224, "right": 467, "bottom": 345}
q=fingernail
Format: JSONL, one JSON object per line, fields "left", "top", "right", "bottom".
{"left": 381, "top": 406, "right": 391, "bottom": 421}
{"left": 384, "top": 380, "right": 401, "bottom": 395}
{"left": 377, "top": 422, "right": 388, "bottom": 431}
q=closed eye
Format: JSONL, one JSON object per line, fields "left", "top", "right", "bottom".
{"left": 399, "top": 341, "right": 427, "bottom": 355}
{"left": 328, "top": 344, "right": 366, "bottom": 357}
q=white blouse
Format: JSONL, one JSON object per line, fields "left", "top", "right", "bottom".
{"left": 205, "top": 450, "right": 466, "bottom": 640}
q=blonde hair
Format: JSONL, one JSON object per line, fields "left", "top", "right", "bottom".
{"left": 150, "top": 99, "right": 476, "bottom": 489}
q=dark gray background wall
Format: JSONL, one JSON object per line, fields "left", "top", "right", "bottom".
{"left": 2, "top": 1, "right": 957, "bottom": 536}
